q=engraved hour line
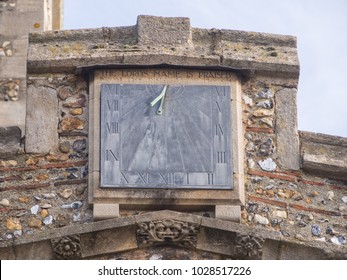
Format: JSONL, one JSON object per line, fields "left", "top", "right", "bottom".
{"left": 106, "top": 149, "right": 118, "bottom": 161}
{"left": 215, "top": 124, "right": 224, "bottom": 136}
{"left": 176, "top": 101, "right": 209, "bottom": 171}
{"left": 178, "top": 100, "right": 212, "bottom": 145}
{"left": 217, "top": 151, "right": 226, "bottom": 163}
{"left": 186, "top": 173, "right": 190, "bottom": 185}
{"left": 106, "top": 99, "right": 119, "bottom": 111}
{"left": 138, "top": 172, "right": 148, "bottom": 184}
{"left": 106, "top": 122, "right": 119, "bottom": 134}
{"left": 208, "top": 173, "right": 214, "bottom": 185}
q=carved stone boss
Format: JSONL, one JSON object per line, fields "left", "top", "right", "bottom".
{"left": 51, "top": 235, "right": 82, "bottom": 260}
{"left": 137, "top": 219, "right": 200, "bottom": 247}
{"left": 234, "top": 234, "right": 265, "bottom": 260}
{"left": 100, "top": 84, "right": 233, "bottom": 189}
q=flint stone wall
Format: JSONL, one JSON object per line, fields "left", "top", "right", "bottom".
{"left": 0, "top": 16, "right": 346, "bottom": 259}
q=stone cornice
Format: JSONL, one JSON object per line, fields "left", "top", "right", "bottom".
{"left": 27, "top": 15, "right": 299, "bottom": 76}
{"left": 0, "top": 210, "right": 345, "bottom": 259}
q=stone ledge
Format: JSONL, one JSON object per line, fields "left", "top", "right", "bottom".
{"left": 300, "top": 131, "right": 347, "bottom": 181}
{"left": 27, "top": 15, "right": 299, "bottom": 76}
{"left": 0, "top": 210, "right": 345, "bottom": 259}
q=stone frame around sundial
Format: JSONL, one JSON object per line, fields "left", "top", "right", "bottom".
{"left": 88, "top": 68, "right": 244, "bottom": 214}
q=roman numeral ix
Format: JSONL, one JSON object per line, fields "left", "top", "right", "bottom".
{"left": 215, "top": 124, "right": 224, "bottom": 136}
{"left": 106, "top": 149, "right": 118, "bottom": 161}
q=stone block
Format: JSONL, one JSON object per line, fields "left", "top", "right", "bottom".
{"left": 136, "top": 15, "right": 192, "bottom": 46}
{"left": 15, "top": 240, "right": 53, "bottom": 260}
{"left": 300, "top": 131, "right": 347, "bottom": 180}
{"left": 93, "top": 203, "right": 120, "bottom": 220}
{"left": 81, "top": 226, "right": 138, "bottom": 258}
{"left": 196, "top": 227, "right": 235, "bottom": 256}
{"left": 278, "top": 242, "right": 327, "bottom": 260}
{"left": 0, "top": 247, "right": 16, "bottom": 260}
{"left": 25, "top": 85, "right": 58, "bottom": 154}
{"left": 215, "top": 205, "right": 241, "bottom": 222}
{"left": 275, "top": 88, "right": 300, "bottom": 170}
{"left": 0, "top": 126, "right": 21, "bottom": 158}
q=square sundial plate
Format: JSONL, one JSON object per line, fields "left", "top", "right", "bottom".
{"left": 88, "top": 69, "right": 244, "bottom": 207}
{"left": 100, "top": 84, "right": 232, "bottom": 189}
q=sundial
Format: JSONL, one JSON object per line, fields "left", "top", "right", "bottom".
{"left": 100, "top": 83, "right": 233, "bottom": 189}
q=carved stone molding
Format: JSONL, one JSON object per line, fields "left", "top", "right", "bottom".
{"left": 233, "top": 234, "right": 265, "bottom": 260}
{"left": 51, "top": 235, "right": 82, "bottom": 260}
{"left": 137, "top": 219, "right": 200, "bottom": 248}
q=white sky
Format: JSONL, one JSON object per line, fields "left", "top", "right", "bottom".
{"left": 64, "top": 0, "right": 347, "bottom": 137}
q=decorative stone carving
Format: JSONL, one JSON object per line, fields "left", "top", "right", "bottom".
{"left": 234, "top": 234, "right": 265, "bottom": 260}
{"left": 137, "top": 219, "right": 199, "bottom": 247}
{"left": 51, "top": 235, "right": 82, "bottom": 259}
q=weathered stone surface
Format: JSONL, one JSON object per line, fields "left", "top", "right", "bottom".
{"left": 258, "top": 158, "right": 277, "bottom": 172}
{"left": 25, "top": 85, "right": 58, "bottom": 153}
{"left": 15, "top": 241, "right": 53, "bottom": 260}
{"left": 300, "top": 131, "right": 347, "bottom": 180}
{"left": 254, "top": 214, "right": 269, "bottom": 225}
{"left": 252, "top": 109, "right": 273, "bottom": 117}
{"left": 72, "top": 139, "right": 87, "bottom": 153}
{"left": 215, "top": 205, "right": 241, "bottom": 222}
{"left": 60, "top": 117, "right": 85, "bottom": 131}
{"left": 0, "top": 210, "right": 346, "bottom": 260}
{"left": 58, "top": 86, "right": 71, "bottom": 100}
{"left": 28, "top": 217, "right": 42, "bottom": 229}
{"left": 0, "top": 198, "right": 10, "bottom": 206}
{"left": 70, "top": 108, "right": 83, "bottom": 115}
{"left": 197, "top": 227, "right": 235, "bottom": 255}
{"left": 59, "top": 141, "right": 71, "bottom": 153}
{"left": 277, "top": 242, "right": 326, "bottom": 260}
{"left": 81, "top": 226, "right": 138, "bottom": 258}
{"left": 275, "top": 88, "right": 300, "bottom": 170}
{"left": 6, "top": 218, "right": 22, "bottom": 230}
{"left": 63, "top": 94, "right": 86, "bottom": 108}
{"left": 137, "top": 15, "right": 192, "bottom": 47}
{"left": 0, "top": 126, "right": 21, "bottom": 158}
{"left": 28, "top": 16, "right": 299, "bottom": 76}
{"left": 93, "top": 204, "right": 120, "bottom": 220}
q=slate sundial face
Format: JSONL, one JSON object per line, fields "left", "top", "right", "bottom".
{"left": 100, "top": 83, "right": 233, "bottom": 189}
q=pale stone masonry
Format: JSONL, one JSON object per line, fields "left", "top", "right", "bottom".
{"left": 25, "top": 84, "right": 59, "bottom": 153}
{"left": 0, "top": 15, "right": 346, "bottom": 260}
{"left": 275, "top": 88, "right": 300, "bottom": 170}
{"left": 0, "top": 0, "right": 63, "bottom": 132}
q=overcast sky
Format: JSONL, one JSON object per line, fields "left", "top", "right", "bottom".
{"left": 64, "top": 0, "right": 347, "bottom": 137}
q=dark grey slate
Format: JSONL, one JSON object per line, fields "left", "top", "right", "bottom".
{"left": 100, "top": 84, "right": 233, "bottom": 189}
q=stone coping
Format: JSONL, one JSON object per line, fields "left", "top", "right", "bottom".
{"left": 300, "top": 130, "right": 347, "bottom": 147}
{"left": 27, "top": 15, "right": 299, "bottom": 76}
{"left": 300, "top": 131, "right": 347, "bottom": 181}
